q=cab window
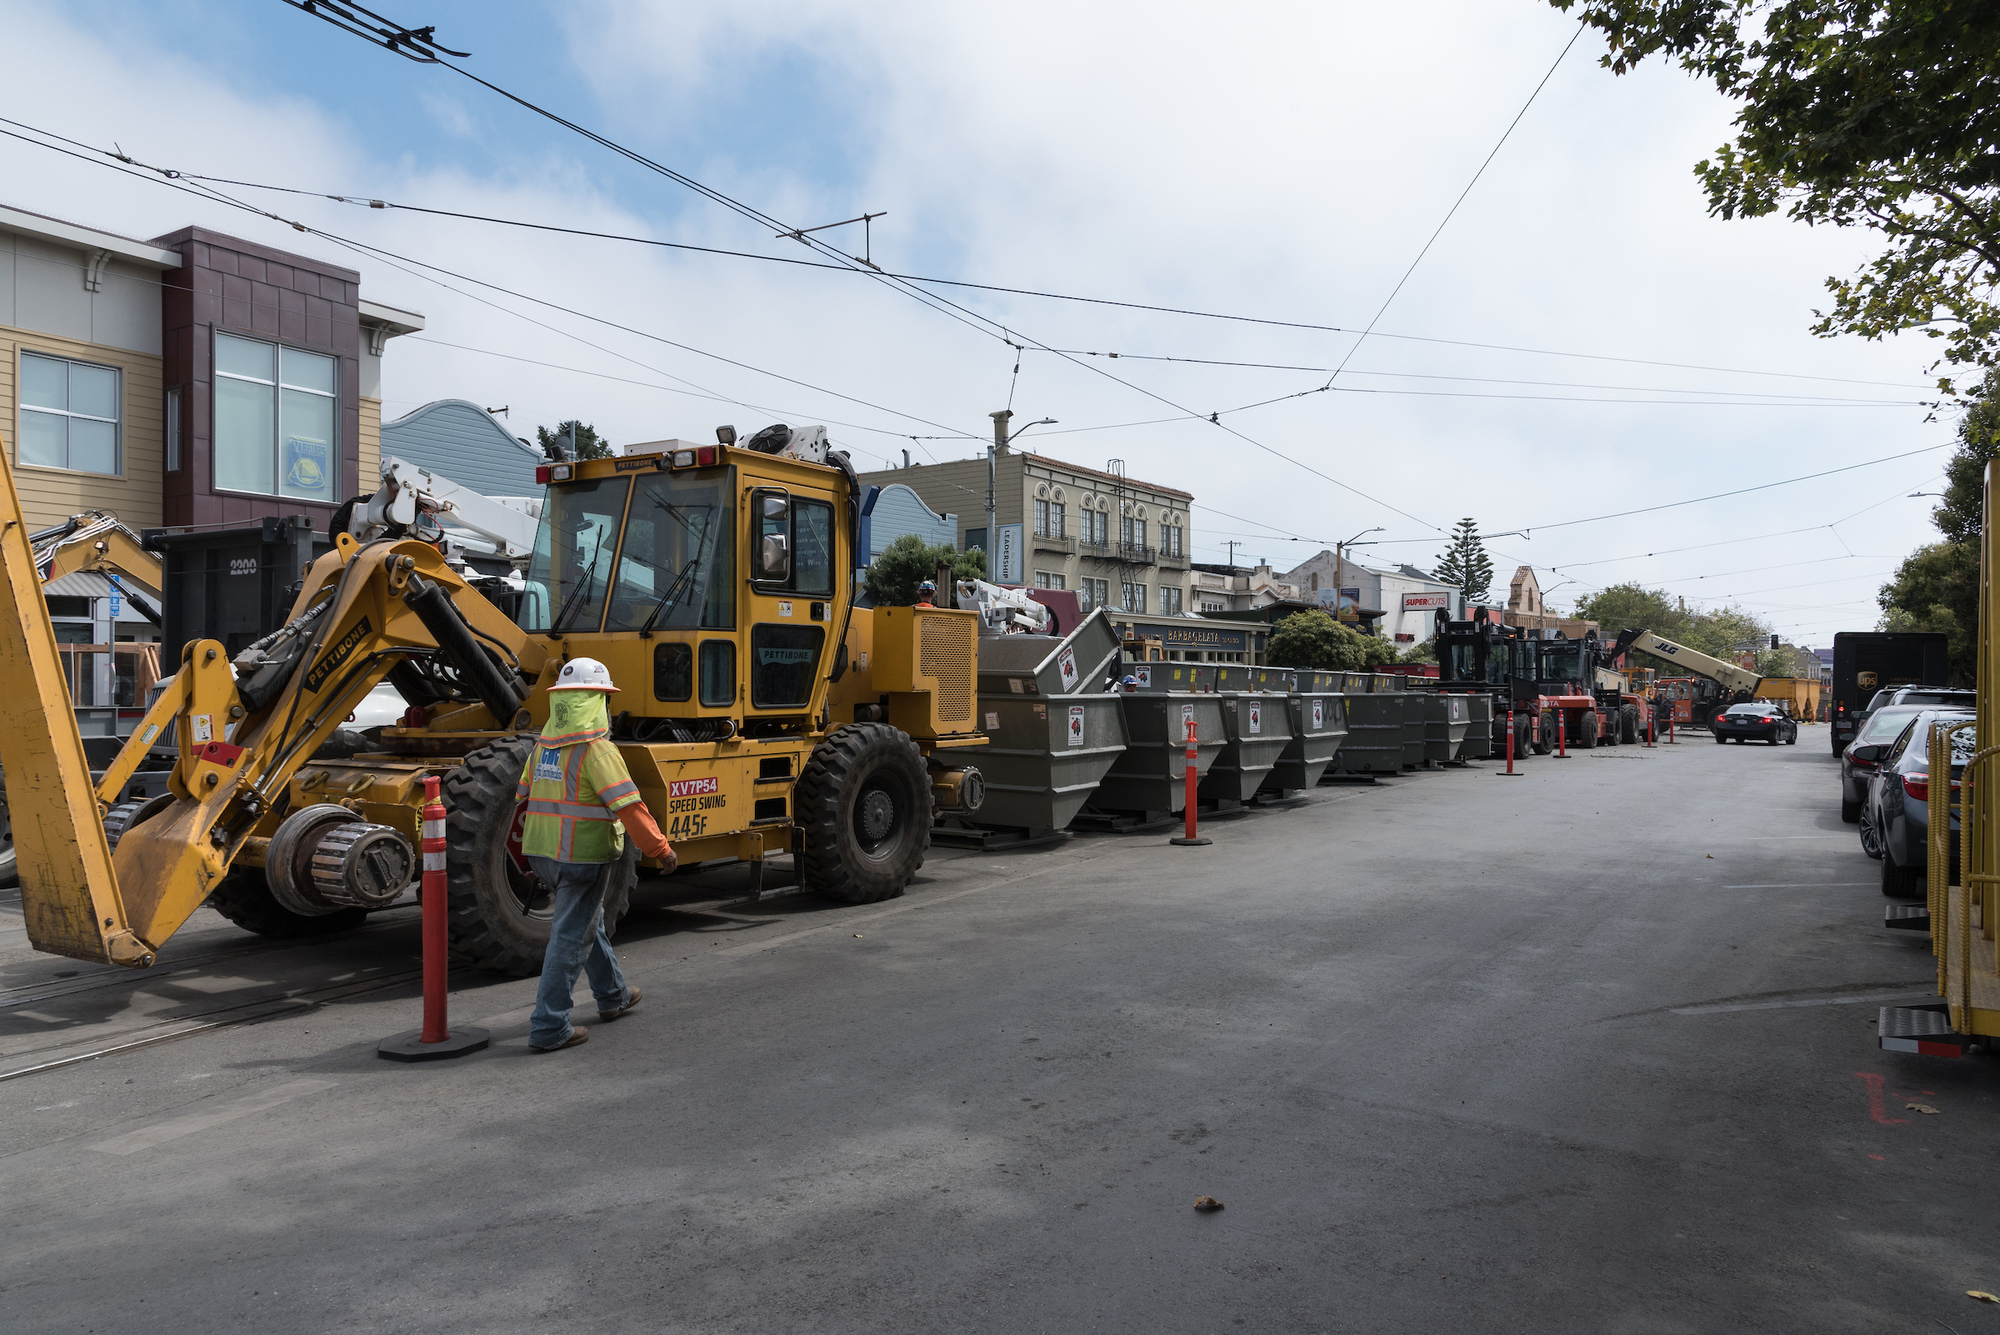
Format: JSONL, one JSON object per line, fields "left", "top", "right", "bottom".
{"left": 605, "top": 470, "right": 734, "bottom": 632}
{"left": 523, "top": 477, "right": 630, "bottom": 634}
{"left": 792, "top": 499, "right": 834, "bottom": 595}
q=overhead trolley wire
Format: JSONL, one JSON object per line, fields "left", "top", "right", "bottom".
{"left": 1318, "top": 22, "right": 1586, "bottom": 392}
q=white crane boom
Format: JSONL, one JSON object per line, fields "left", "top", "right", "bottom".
{"left": 1633, "top": 631, "right": 1762, "bottom": 695}
{"left": 361, "top": 457, "right": 540, "bottom": 561}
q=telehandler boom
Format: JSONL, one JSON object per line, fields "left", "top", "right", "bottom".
{"left": 0, "top": 424, "right": 986, "bottom": 974}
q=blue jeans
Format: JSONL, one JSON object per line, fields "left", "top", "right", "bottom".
{"left": 527, "top": 856, "right": 632, "bottom": 1048}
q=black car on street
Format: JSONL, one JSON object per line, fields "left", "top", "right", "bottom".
{"left": 1711, "top": 701, "right": 1799, "bottom": 745}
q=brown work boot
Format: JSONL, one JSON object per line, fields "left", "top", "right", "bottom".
{"left": 531, "top": 1026, "right": 588, "bottom": 1053}
{"left": 599, "top": 986, "right": 642, "bottom": 1022}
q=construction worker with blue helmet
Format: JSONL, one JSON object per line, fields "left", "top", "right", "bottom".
{"left": 515, "top": 656, "right": 675, "bottom": 1052}
{"left": 915, "top": 580, "right": 937, "bottom": 608}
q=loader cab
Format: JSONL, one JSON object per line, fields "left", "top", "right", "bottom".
{"left": 520, "top": 443, "right": 849, "bottom": 735}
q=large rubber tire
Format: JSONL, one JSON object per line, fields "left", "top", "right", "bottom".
{"left": 1533, "top": 714, "right": 1554, "bottom": 755}
{"left": 442, "top": 735, "right": 636, "bottom": 976}
{"left": 796, "top": 723, "right": 930, "bottom": 904}
{"left": 1881, "top": 843, "right": 1925, "bottom": 898}
{"left": 1576, "top": 711, "right": 1598, "bottom": 749}
{"left": 1858, "top": 802, "right": 1884, "bottom": 860}
{"left": 206, "top": 866, "right": 370, "bottom": 938}
{"left": 1620, "top": 705, "right": 1639, "bottom": 745}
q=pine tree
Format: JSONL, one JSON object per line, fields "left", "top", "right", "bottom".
{"left": 536, "top": 419, "right": 614, "bottom": 461}
{"left": 1431, "top": 518, "right": 1493, "bottom": 604}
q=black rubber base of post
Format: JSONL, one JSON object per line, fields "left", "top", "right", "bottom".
{"left": 1169, "top": 836, "right": 1213, "bottom": 846}
{"left": 378, "top": 1026, "right": 491, "bottom": 1062}
{"left": 1495, "top": 771, "right": 1527, "bottom": 777}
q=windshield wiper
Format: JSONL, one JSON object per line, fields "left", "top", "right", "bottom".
{"left": 638, "top": 556, "right": 703, "bottom": 636}
{"left": 546, "top": 550, "right": 602, "bottom": 639}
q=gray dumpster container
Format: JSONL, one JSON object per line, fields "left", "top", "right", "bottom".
{"left": 1422, "top": 693, "right": 1471, "bottom": 766}
{"left": 1093, "top": 693, "right": 1228, "bottom": 817}
{"left": 1200, "top": 689, "right": 1294, "bottom": 803}
{"left": 1396, "top": 694, "right": 1426, "bottom": 769}
{"left": 1455, "top": 693, "right": 1493, "bottom": 759}
{"left": 1267, "top": 687, "right": 1346, "bottom": 792}
{"left": 975, "top": 608, "right": 1123, "bottom": 697}
{"left": 1122, "top": 661, "right": 1215, "bottom": 693}
{"left": 965, "top": 692, "right": 1129, "bottom": 835}
{"left": 1330, "top": 692, "right": 1404, "bottom": 775}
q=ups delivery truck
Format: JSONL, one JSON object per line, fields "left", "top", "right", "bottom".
{"left": 1829, "top": 631, "right": 1949, "bottom": 756}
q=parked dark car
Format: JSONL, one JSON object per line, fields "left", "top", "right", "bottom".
{"left": 1862, "top": 709, "right": 1977, "bottom": 897}
{"left": 1863, "top": 686, "right": 1976, "bottom": 728}
{"left": 1711, "top": 701, "right": 1799, "bottom": 745}
{"left": 1839, "top": 703, "right": 1959, "bottom": 823}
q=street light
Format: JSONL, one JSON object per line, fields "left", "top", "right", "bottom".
{"left": 985, "top": 411, "right": 1060, "bottom": 581}
{"left": 1909, "top": 492, "right": 1944, "bottom": 498}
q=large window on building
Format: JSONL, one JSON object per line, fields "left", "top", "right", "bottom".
{"left": 1034, "top": 499, "right": 1049, "bottom": 537}
{"left": 1159, "top": 586, "right": 1183, "bottom": 615}
{"left": 1121, "top": 580, "right": 1146, "bottom": 612}
{"left": 214, "top": 332, "right": 338, "bottom": 503}
{"left": 1034, "top": 571, "right": 1067, "bottom": 590}
{"left": 19, "top": 352, "right": 120, "bottom": 475}
{"left": 1081, "top": 577, "right": 1108, "bottom": 610}
{"left": 1083, "top": 510, "right": 1108, "bottom": 546}
{"left": 1162, "top": 523, "right": 1183, "bottom": 557}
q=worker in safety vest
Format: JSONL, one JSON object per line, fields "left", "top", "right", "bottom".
{"left": 915, "top": 580, "right": 937, "bottom": 608}
{"left": 516, "top": 656, "right": 676, "bottom": 1053}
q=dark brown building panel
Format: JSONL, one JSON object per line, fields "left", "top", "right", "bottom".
{"left": 153, "top": 227, "right": 361, "bottom": 528}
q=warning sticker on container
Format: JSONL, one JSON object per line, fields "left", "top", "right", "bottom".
{"left": 1311, "top": 700, "right": 1324, "bottom": 731}
{"left": 985, "top": 711, "right": 999, "bottom": 731}
{"left": 1180, "top": 702, "right": 1196, "bottom": 740}
{"left": 1067, "top": 705, "right": 1085, "bottom": 747}
{"left": 778, "top": 600, "right": 793, "bottom": 617}
{"left": 1137, "top": 666, "right": 1153, "bottom": 688}
{"left": 1057, "top": 646, "right": 1079, "bottom": 692}
{"left": 1009, "top": 678, "right": 1024, "bottom": 693}
{"left": 1247, "top": 702, "right": 1262, "bottom": 734}
{"left": 191, "top": 714, "right": 214, "bottom": 744}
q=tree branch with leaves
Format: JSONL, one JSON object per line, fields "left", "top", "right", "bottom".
{"left": 1553, "top": 0, "right": 2000, "bottom": 391}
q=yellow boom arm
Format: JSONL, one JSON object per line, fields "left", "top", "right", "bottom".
{"left": 0, "top": 431, "right": 544, "bottom": 966}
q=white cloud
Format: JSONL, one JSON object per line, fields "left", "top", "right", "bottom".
{"left": 0, "top": 0, "right": 1952, "bottom": 638}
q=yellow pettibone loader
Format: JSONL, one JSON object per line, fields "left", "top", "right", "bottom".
{"left": 0, "top": 424, "right": 986, "bottom": 974}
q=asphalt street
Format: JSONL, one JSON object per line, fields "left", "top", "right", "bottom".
{"left": 3, "top": 730, "right": 1997, "bottom": 1333}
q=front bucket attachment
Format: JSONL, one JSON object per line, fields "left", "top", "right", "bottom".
{"left": 0, "top": 432, "right": 150, "bottom": 966}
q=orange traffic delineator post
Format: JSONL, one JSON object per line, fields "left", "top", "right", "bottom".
{"left": 1170, "top": 716, "right": 1212, "bottom": 846}
{"left": 1497, "top": 709, "right": 1525, "bottom": 777}
{"left": 1644, "top": 703, "right": 1655, "bottom": 748}
{"left": 380, "top": 775, "right": 490, "bottom": 1062}
{"left": 1555, "top": 708, "right": 1570, "bottom": 758}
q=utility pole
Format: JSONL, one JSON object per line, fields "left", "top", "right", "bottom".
{"left": 987, "top": 410, "right": 1010, "bottom": 582}
{"left": 1224, "top": 540, "right": 1242, "bottom": 569}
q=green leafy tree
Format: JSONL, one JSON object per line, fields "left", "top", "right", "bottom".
{"left": 1431, "top": 518, "right": 1494, "bottom": 604}
{"left": 1880, "top": 543, "right": 1978, "bottom": 683}
{"left": 1876, "top": 367, "right": 2000, "bottom": 683}
{"left": 864, "top": 533, "right": 986, "bottom": 607}
{"left": 1574, "top": 582, "right": 1780, "bottom": 673}
{"left": 536, "top": 419, "right": 614, "bottom": 461}
{"left": 1575, "top": 583, "right": 1691, "bottom": 643}
{"left": 1399, "top": 637, "right": 1440, "bottom": 665}
{"left": 1267, "top": 609, "right": 1378, "bottom": 672}
{"left": 1553, "top": 1, "right": 2000, "bottom": 388}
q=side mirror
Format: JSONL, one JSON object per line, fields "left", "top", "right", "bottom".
{"left": 1851, "top": 744, "right": 1884, "bottom": 763}
{"left": 753, "top": 489, "right": 791, "bottom": 583}
{"left": 758, "top": 532, "right": 789, "bottom": 580}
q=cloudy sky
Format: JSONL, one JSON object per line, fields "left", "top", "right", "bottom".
{"left": 1, "top": 1, "right": 1956, "bottom": 645}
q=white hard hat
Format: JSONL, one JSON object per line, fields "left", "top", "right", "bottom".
{"left": 550, "top": 657, "right": 619, "bottom": 692}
